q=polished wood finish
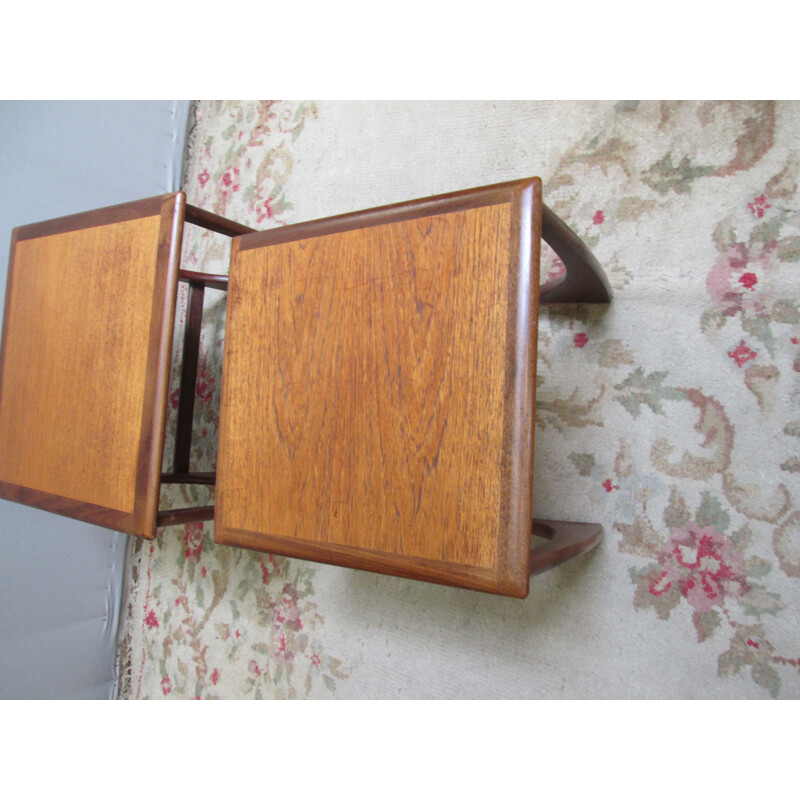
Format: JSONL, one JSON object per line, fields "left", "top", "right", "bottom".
{"left": 215, "top": 179, "right": 541, "bottom": 596}
{"left": 160, "top": 472, "right": 216, "bottom": 485}
{"left": 237, "top": 180, "right": 532, "bottom": 252}
{"left": 179, "top": 269, "right": 229, "bottom": 291}
{"left": 540, "top": 204, "right": 612, "bottom": 304}
{"left": 0, "top": 194, "right": 184, "bottom": 537}
{"left": 0, "top": 192, "right": 248, "bottom": 536}
{"left": 157, "top": 505, "right": 215, "bottom": 527}
{"left": 0, "top": 182, "right": 608, "bottom": 586}
{"left": 184, "top": 203, "right": 256, "bottom": 237}
{"left": 170, "top": 269, "right": 227, "bottom": 493}
{"left": 173, "top": 279, "right": 205, "bottom": 474}
{"left": 530, "top": 519, "right": 603, "bottom": 576}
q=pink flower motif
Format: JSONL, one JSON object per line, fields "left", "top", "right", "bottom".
{"left": 706, "top": 240, "right": 777, "bottom": 316}
{"left": 311, "top": 653, "right": 321, "bottom": 668}
{"left": 275, "top": 587, "right": 304, "bottom": 631}
{"left": 161, "top": 676, "right": 172, "bottom": 696}
{"left": 169, "top": 387, "right": 180, "bottom": 410}
{"left": 746, "top": 639, "right": 760, "bottom": 649}
{"left": 651, "top": 523, "right": 749, "bottom": 613}
{"left": 259, "top": 558, "right": 272, "bottom": 585}
{"left": 256, "top": 197, "right": 276, "bottom": 224}
{"left": 738, "top": 272, "right": 758, "bottom": 290}
{"left": 183, "top": 522, "right": 204, "bottom": 562}
{"left": 542, "top": 251, "right": 566, "bottom": 284}
{"left": 593, "top": 210, "right": 605, "bottom": 225}
{"left": 728, "top": 340, "right": 757, "bottom": 368}
{"left": 573, "top": 332, "right": 589, "bottom": 348}
{"left": 271, "top": 630, "right": 295, "bottom": 666}
{"left": 791, "top": 337, "right": 799, "bottom": 345}
{"left": 144, "top": 609, "right": 159, "bottom": 629}
{"left": 195, "top": 368, "right": 215, "bottom": 404}
{"left": 248, "top": 660, "right": 261, "bottom": 676}
{"left": 602, "top": 479, "right": 619, "bottom": 493}
{"left": 747, "top": 194, "right": 771, "bottom": 218}
{"left": 198, "top": 169, "right": 210, "bottom": 188}
{"left": 211, "top": 668, "right": 220, "bottom": 685}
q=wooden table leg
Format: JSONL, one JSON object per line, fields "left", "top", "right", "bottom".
{"left": 156, "top": 506, "right": 215, "bottom": 527}
{"left": 539, "top": 204, "right": 612, "bottom": 304}
{"left": 530, "top": 518, "right": 603, "bottom": 576}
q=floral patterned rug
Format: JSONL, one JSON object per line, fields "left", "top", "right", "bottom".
{"left": 117, "top": 100, "right": 800, "bottom": 699}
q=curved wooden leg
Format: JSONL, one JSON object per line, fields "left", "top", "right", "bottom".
{"left": 530, "top": 518, "right": 603, "bottom": 576}
{"left": 540, "top": 204, "right": 612, "bottom": 304}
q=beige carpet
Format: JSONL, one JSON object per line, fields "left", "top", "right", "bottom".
{"left": 117, "top": 100, "right": 800, "bottom": 699}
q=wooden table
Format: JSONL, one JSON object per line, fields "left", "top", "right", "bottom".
{"left": 0, "top": 194, "right": 249, "bottom": 537}
{"left": 214, "top": 178, "right": 606, "bottom": 597}
{"left": 0, "top": 181, "right": 606, "bottom": 597}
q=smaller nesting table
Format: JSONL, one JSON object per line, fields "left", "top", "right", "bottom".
{"left": 0, "top": 193, "right": 250, "bottom": 537}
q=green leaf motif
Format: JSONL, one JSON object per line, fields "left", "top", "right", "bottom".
{"left": 771, "top": 299, "right": 800, "bottom": 324}
{"left": 700, "top": 308, "right": 727, "bottom": 333}
{"left": 614, "top": 368, "right": 683, "bottom": 418}
{"left": 568, "top": 452, "right": 596, "bottom": 476}
{"left": 663, "top": 488, "right": 691, "bottom": 529}
{"left": 741, "top": 314, "right": 775, "bottom": 355}
{"left": 641, "top": 154, "right": 715, "bottom": 194}
{"left": 740, "top": 587, "right": 783, "bottom": 618}
{"left": 692, "top": 609, "right": 722, "bottom": 643}
{"left": 745, "top": 556, "right": 772, "bottom": 579}
{"left": 751, "top": 662, "right": 781, "bottom": 699}
{"left": 750, "top": 217, "right": 784, "bottom": 247}
{"left": 717, "top": 647, "right": 737, "bottom": 677}
{"left": 783, "top": 421, "right": 800, "bottom": 437}
{"left": 629, "top": 565, "right": 679, "bottom": 620}
{"left": 777, "top": 236, "right": 800, "bottom": 262}
{"left": 730, "top": 525, "right": 753, "bottom": 550}
{"left": 780, "top": 457, "right": 800, "bottom": 473}
{"left": 214, "top": 623, "right": 230, "bottom": 640}
{"left": 712, "top": 216, "right": 738, "bottom": 252}
{"left": 695, "top": 492, "right": 731, "bottom": 532}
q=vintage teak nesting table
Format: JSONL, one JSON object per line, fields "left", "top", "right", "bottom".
{"left": 0, "top": 179, "right": 610, "bottom": 598}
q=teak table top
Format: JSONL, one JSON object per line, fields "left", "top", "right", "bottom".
{"left": 0, "top": 194, "right": 184, "bottom": 537}
{"left": 215, "top": 178, "right": 542, "bottom": 596}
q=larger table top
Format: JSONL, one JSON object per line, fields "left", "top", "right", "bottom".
{"left": 215, "top": 179, "right": 542, "bottom": 596}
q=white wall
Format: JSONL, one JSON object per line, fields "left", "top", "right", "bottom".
{"left": 0, "top": 100, "right": 191, "bottom": 698}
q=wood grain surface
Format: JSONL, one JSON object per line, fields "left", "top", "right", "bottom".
{"left": 0, "top": 194, "right": 184, "bottom": 537}
{"left": 215, "top": 179, "right": 541, "bottom": 596}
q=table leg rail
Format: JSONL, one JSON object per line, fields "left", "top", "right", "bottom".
{"left": 156, "top": 505, "right": 215, "bottom": 527}
{"left": 530, "top": 518, "right": 603, "bottom": 576}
